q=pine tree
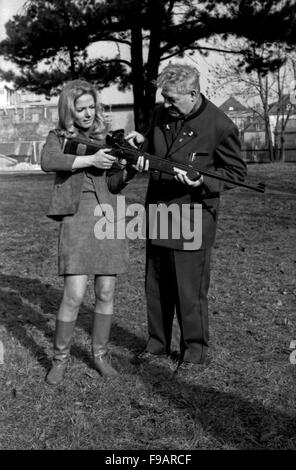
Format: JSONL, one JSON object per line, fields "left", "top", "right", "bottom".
{"left": 0, "top": 0, "right": 295, "bottom": 131}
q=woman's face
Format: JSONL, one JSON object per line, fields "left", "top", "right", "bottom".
{"left": 73, "top": 93, "right": 96, "bottom": 129}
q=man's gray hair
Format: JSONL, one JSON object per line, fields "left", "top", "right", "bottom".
{"left": 157, "top": 63, "right": 200, "bottom": 94}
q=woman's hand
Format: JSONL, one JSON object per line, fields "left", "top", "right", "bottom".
{"left": 125, "top": 131, "right": 145, "bottom": 148}
{"left": 91, "top": 148, "right": 117, "bottom": 170}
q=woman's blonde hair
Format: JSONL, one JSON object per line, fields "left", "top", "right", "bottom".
{"left": 58, "top": 79, "right": 105, "bottom": 135}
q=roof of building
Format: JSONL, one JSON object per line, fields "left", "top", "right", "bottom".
{"left": 219, "top": 96, "right": 248, "bottom": 113}
{"left": 268, "top": 94, "right": 296, "bottom": 115}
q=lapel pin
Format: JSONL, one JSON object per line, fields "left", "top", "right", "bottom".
{"left": 166, "top": 124, "right": 170, "bottom": 130}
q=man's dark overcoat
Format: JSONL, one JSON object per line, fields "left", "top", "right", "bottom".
{"left": 145, "top": 95, "right": 247, "bottom": 250}
{"left": 143, "top": 95, "right": 247, "bottom": 362}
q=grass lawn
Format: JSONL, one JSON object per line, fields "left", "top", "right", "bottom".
{"left": 0, "top": 163, "right": 296, "bottom": 450}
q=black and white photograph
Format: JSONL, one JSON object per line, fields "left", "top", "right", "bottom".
{"left": 0, "top": 0, "right": 295, "bottom": 454}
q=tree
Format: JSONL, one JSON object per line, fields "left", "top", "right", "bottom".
{"left": 1, "top": 0, "right": 295, "bottom": 131}
{"left": 208, "top": 43, "right": 296, "bottom": 161}
{"left": 272, "top": 54, "right": 296, "bottom": 160}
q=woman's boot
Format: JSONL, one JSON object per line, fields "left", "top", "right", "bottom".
{"left": 92, "top": 313, "right": 119, "bottom": 377}
{"left": 46, "top": 319, "right": 76, "bottom": 385}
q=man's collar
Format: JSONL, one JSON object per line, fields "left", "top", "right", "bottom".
{"left": 165, "top": 93, "right": 207, "bottom": 122}
{"left": 184, "top": 93, "right": 206, "bottom": 121}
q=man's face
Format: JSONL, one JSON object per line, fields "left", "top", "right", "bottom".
{"left": 161, "top": 86, "right": 199, "bottom": 117}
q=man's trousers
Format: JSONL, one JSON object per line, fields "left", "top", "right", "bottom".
{"left": 145, "top": 244, "right": 212, "bottom": 364}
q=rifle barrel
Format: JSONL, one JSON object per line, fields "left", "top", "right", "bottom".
{"left": 115, "top": 144, "right": 265, "bottom": 194}
{"left": 63, "top": 137, "right": 265, "bottom": 194}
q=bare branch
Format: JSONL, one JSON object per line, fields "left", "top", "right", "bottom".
{"left": 87, "top": 58, "right": 131, "bottom": 71}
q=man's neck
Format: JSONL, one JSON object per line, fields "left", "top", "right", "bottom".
{"left": 186, "top": 93, "right": 203, "bottom": 117}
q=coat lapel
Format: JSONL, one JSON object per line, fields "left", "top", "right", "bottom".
{"left": 166, "top": 121, "right": 198, "bottom": 157}
{"left": 159, "top": 115, "right": 175, "bottom": 151}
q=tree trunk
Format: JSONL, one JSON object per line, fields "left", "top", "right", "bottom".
{"left": 141, "top": 1, "right": 164, "bottom": 132}
{"left": 68, "top": 45, "right": 76, "bottom": 78}
{"left": 130, "top": 25, "right": 145, "bottom": 132}
{"left": 143, "top": 30, "right": 161, "bottom": 132}
{"left": 258, "top": 73, "right": 274, "bottom": 162}
{"left": 280, "top": 135, "right": 285, "bottom": 161}
{"left": 265, "top": 121, "right": 275, "bottom": 161}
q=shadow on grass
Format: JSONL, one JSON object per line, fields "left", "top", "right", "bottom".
{"left": 1, "top": 273, "right": 295, "bottom": 448}
{"left": 0, "top": 273, "right": 144, "bottom": 371}
{"left": 130, "top": 359, "right": 296, "bottom": 449}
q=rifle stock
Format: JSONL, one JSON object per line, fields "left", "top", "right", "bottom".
{"left": 63, "top": 131, "right": 265, "bottom": 193}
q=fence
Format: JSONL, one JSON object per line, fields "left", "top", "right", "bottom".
{"left": 0, "top": 141, "right": 44, "bottom": 164}
{"left": 241, "top": 147, "right": 296, "bottom": 163}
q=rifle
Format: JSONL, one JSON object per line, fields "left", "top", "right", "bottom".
{"left": 63, "top": 129, "right": 265, "bottom": 193}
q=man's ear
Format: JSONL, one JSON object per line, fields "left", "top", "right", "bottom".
{"left": 190, "top": 89, "right": 199, "bottom": 100}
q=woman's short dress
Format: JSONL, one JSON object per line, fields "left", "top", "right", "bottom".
{"left": 58, "top": 173, "right": 128, "bottom": 276}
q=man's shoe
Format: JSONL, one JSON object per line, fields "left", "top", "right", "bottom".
{"left": 132, "top": 350, "right": 170, "bottom": 367}
{"left": 173, "top": 357, "right": 211, "bottom": 377}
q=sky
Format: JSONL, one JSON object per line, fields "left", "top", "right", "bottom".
{"left": 0, "top": 0, "right": 24, "bottom": 39}
{"left": 0, "top": 0, "right": 227, "bottom": 106}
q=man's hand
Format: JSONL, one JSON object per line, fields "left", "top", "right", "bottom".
{"left": 133, "top": 155, "right": 150, "bottom": 172}
{"left": 121, "top": 155, "right": 149, "bottom": 172}
{"left": 120, "top": 155, "right": 150, "bottom": 183}
{"left": 174, "top": 171, "right": 204, "bottom": 187}
{"left": 125, "top": 131, "right": 145, "bottom": 148}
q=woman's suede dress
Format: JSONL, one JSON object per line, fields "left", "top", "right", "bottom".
{"left": 41, "top": 127, "right": 129, "bottom": 275}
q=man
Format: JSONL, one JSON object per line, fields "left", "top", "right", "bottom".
{"left": 126, "top": 63, "right": 247, "bottom": 375}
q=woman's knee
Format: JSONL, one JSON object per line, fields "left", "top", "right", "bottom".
{"left": 96, "top": 287, "right": 114, "bottom": 303}
{"left": 62, "top": 288, "right": 85, "bottom": 308}
{"left": 62, "top": 275, "right": 87, "bottom": 309}
{"left": 95, "top": 279, "right": 115, "bottom": 303}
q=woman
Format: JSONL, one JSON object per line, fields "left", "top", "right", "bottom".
{"left": 41, "top": 79, "right": 142, "bottom": 385}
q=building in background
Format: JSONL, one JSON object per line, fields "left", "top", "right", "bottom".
{"left": 219, "top": 96, "right": 253, "bottom": 136}
{"left": 1, "top": 84, "right": 296, "bottom": 164}
{"left": 220, "top": 95, "right": 296, "bottom": 162}
{"left": 0, "top": 80, "right": 135, "bottom": 164}
{"left": 0, "top": 81, "right": 22, "bottom": 107}
{"left": 268, "top": 94, "right": 296, "bottom": 162}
